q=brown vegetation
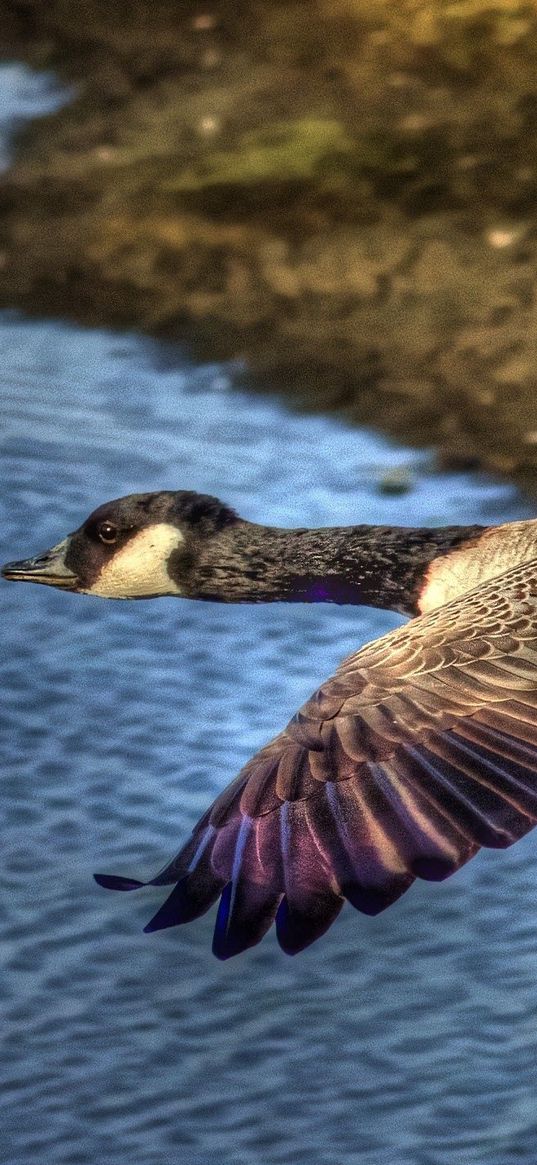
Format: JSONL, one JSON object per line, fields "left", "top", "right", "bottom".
{"left": 2, "top": 1, "right": 537, "bottom": 490}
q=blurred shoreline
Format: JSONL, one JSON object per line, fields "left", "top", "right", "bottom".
{"left": 2, "top": 1, "right": 537, "bottom": 496}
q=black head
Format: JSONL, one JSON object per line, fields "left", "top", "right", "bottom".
{"left": 2, "top": 490, "right": 238, "bottom": 599}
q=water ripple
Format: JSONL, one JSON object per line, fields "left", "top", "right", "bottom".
{"left": 1, "top": 304, "right": 536, "bottom": 1163}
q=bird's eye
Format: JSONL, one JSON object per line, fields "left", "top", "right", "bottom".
{"left": 98, "top": 521, "right": 118, "bottom": 545}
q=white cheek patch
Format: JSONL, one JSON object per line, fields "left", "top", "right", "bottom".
{"left": 87, "top": 524, "right": 184, "bottom": 598}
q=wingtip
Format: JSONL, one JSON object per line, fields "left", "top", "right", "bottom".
{"left": 211, "top": 941, "right": 237, "bottom": 961}
{"left": 211, "top": 883, "right": 244, "bottom": 960}
{"left": 143, "top": 917, "right": 162, "bottom": 934}
{"left": 275, "top": 894, "right": 344, "bottom": 955}
{"left": 94, "top": 873, "right": 145, "bottom": 891}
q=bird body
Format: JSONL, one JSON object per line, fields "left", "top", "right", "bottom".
{"left": 3, "top": 491, "right": 537, "bottom": 959}
{"left": 417, "top": 519, "right": 537, "bottom": 613}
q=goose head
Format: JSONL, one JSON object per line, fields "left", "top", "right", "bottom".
{"left": 1, "top": 491, "right": 238, "bottom": 600}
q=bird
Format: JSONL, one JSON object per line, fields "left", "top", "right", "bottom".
{"left": 3, "top": 489, "right": 537, "bottom": 959}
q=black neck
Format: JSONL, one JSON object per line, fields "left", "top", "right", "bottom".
{"left": 184, "top": 521, "right": 486, "bottom": 615}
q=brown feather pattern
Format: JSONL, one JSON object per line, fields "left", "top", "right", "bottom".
{"left": 95, "top": 560, "right": 537, "bottom": 958}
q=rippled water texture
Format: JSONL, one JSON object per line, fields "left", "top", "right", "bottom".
{"left": 2, "top": 315, "right": 537, "bottom": 1165}
{"left": 3, "top": 65, "right": 537, "bottom": 1165}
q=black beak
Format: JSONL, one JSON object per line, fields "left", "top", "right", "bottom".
{"left": 1, "top": 538, "right": 78, "bottom": 589}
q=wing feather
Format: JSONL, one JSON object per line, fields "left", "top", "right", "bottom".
{"left": 95, "top": 559, "right": 537, "bottom": 957}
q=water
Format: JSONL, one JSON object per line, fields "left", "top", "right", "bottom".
{"left": 0, "top": 62, "right": 69, "bottom": 171}
{"left": 2, "top": 312, "right": 536, "bottom": 1165}
{"left": 2, "top": 65, "right": 537, "bottom": 1165}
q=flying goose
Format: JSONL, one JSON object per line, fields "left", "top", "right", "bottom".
{"left": 3, "top": 490, "right": 537, "bottom": 958}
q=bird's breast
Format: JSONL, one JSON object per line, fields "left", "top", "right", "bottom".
{"left": 418, "top": 520, "right": 537, "bottom": 614}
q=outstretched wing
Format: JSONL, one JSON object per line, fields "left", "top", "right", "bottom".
{"left": 95, "top": 559, "right": 537, "bottom": 958}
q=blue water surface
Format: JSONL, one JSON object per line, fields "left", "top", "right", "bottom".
{"left": 0, "top": 61, "right": 68, "bottom": 171}
{"left": 2, "top": 312, "right": 537, "bottom": 1165}
{"left": 2, "top": 61, "right": 537, "bottom": 1165}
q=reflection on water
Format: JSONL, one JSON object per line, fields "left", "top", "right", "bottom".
{"left": 1, "top": 312, "right": 537, "bottom": 1165}
{"left": 0, "top": 62, "right": 69, "bottom": 171}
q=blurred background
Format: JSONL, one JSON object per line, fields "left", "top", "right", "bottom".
{"left": 2, "top": 4, "right": 537, "bottom": 1164}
